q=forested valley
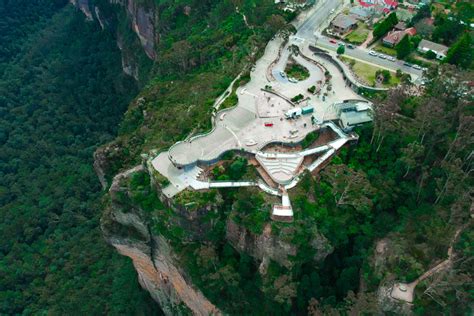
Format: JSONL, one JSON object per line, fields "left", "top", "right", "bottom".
{"left": 0, "top": 0, "right": 472, "bottom": 315}
{"left": 0, "top": 1, "right": 161, "bottom": 314}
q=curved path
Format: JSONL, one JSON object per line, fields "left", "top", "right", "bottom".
{"left": 390, "top": 227, "right": 465, "bottom": 303}
{"left": 152, "top": 2, "right": 365, "bottom": 198}
{"left": 168, "top": 34, "right": 360, "bottom": 168}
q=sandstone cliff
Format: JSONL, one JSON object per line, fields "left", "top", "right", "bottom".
{"left": 102, "top": 165, "right": 221, "bottom": 315}
{"left": 99, "top": 156, "right": 336, "bottom": 313}
{"left": 71, "top": 0, "right": 157, "bottom": 80}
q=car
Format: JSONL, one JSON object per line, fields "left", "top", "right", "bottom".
{"left": 329, "top": 39, "right": 337, "bottom": 44}
{"left": 279, "top": 71, "right": 286, "bottom": 77}
{"left": 412, "top": 64, "right": 422, "bottom": 70}
{"left": 264, "top": 122, "right": 273, "bottom": 127}
{"left": 403, "top": 62, "right": 412, "bottom": 67}
{"left": 378, "top": 54, "right": 387, "bottom": 59}
{"left": 347, "top": 44, "right": 355, "bottom": 49}
{"left": 368, "top": 50, "right": 377, "bottom": 56}
{"left": 338, "top": 41, "right": 345, "bottom": 46}
{"left": 387, "top": 56, "right": 396, "bottom": 62}
{"left": 330, "top": 9, "right": 335, "bottom": 14}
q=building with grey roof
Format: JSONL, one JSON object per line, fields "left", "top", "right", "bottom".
{"left": 417, "top": 39, "right": 449, "bottom": 60}
{"left": 330, "top": 14, "right": 358, "bottom": 34}
{"left": 349, "top": 6, "right": 373, "bottom": 21}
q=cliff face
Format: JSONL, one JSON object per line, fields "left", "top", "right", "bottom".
{"left": 125, "top": 0, "right": 157, "bottom": 60}
{"left": 100, "top": 159, "right": 335, "bottom": 313}
{"left": 71, "top": 0, "right": 157, "bottom": 79}
{"left": 102, "top": 165, "right": 221, "bottom": 315}
{"left": 226, "top": 219, "right": 333, "bottom": 271}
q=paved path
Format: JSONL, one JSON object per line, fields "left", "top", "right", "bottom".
{"left": 390, "top": 227, "right": 465, "bottom": 303}
{"left": 151, "top": 2, "right": 369, "bottom": 198}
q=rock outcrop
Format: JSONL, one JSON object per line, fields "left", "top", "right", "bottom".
{"left": 102, "top": 165, "right": 221, "bottom": 315}
{"left": 71, "top": 0, "right": 158, "bottom": 78}
{"left": 70, "top": 0, "right": 93, "bottom": 20}
{"left": 226, "top": 218, "right": 333, "bottom": 270}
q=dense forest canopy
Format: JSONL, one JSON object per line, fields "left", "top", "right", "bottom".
{"left": 0, "top": 1, "right": 160, "bottom": 314}
{"left": 0, "top": 0, "right": 472, "bottom": 314}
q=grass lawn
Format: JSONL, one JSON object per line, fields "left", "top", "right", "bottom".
{"left": 373, "top": 42, "right": 397, "bottom": 56}
{"left": 340, "top": 56, "right": 400, "bottom": 88}
{"left": 285, "top": 59, "right": 310, "bottom": 81}
{"left": 345, "top": 23, "right": 369, "bottom": 45}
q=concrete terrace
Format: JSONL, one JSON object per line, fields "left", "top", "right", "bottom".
{"left": 150, "top": 2, "right": 373, "bottom": 220}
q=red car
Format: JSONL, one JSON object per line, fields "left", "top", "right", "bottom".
{"left": 264, "top": 122, "right": 273, "bottom": 127}
{"left": 329, "top": 39, "right": 337, "bottom": 44}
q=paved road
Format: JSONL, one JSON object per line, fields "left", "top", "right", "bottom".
{"left": 296, "top": 0, "right": 341, "bottom": 39}
{"left": 315, "top": 36, "right": 423, "bottom": 77}
{"left": 291, "top": 0, "right": 423, "bottom": 78}
{"left": 273, "top": 0, "right": 341, "bottom": 83}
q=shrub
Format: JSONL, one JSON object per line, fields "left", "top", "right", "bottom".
{"left": 425, "top": 50, "right": 437, "bottom": 60}
{"left": 291, "top": 94, "right": 304, "bottom": 103}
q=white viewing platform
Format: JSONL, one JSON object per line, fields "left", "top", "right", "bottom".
{"left": 272, "top": 189, "right": 293, "bottom": 222}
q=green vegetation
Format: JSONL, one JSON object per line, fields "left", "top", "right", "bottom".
{"left": 300, "top": 131, "right": 320, "bottom": 149}
{"left": 212, "top": 156, "right": 257, "bottom": 181}
{"left": 285, "top": 61, "right": 310, "bottom": 81}
{"left": 373, "top": 12, "right": 398, "bottom": 39}
{"left": 341, "top": 57, "right": 400, "bottom": 87}
{"left": 409, "top": 3, "right": 431, "bottom": 26}
{"left": 220, "top": 72, "right": 251, "bottom": 110}
{"left": 396, "top": 34, "right": 413, "bottom": 59}
{"left": 336, "top": 45, "right": 345, "bottom": 55}
{"left": 0, "top": 2, "right": 160, "bottom": 314}
{"left": 129, "top": 172, "right": 164, "bottom": 212}
{"left": 375, "top": 69, "right": 391, "bottom": 84}
{"left": 444, "top": 33, "right": 473, "bottom": 69}
{"left": 3, "top": 0, "right": 473, "bottom": 314}
{"left": 291, "top": 93, "right": 305, "bottom": 103}
{"left": 373, "top": 43, "right": 397, "bottom": 56}
{"left": 106, "top": 0, "right": 295, "bottom": 177}
{"left": 345, "top": 23, "right": 369, "bottom": 45}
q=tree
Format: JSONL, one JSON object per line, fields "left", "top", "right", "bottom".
{"left": 444, "top": 33, "right": 473, "bottom": 69}
{"left": 265, "top": 14, "right": 287, "bottom": 37}
{"left": 432, "top": 15, "right": 466, "bottom": 46}
{"left": 425, "top": 50, "right": 437, "bottom": 60}
{"left": 373, "top": 12, "right": 398, "bottom": 38}
{"left": 396, "top": 34, "right": 412, "bottom": 59}
{"left": 410, "top": 4, "right": 431, "bottom": 26}
{"left": 399, "top": 142, "right": 425, "bottom": 177}
{"left": 336, "top": 45, "right": 345, "bottom": 55}
{"left": 323, "top": 164, "right": 375, "bottom": 212}
{"left": 170, "top": 40, "right": 192, "bottom": 72}
{"left": 375, "top": 69, "right": 391, "bottom": 83}
{"left": 370, "top": 86, "right": 404, "bottom": 151}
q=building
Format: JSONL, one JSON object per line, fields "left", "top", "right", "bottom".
{"left": 349, "top": 6, "right": 373, "bottom": 21}
{"left": 382, "top": 30, "right": 406, "bottom": 47}
{"left": 382, "top": 27, "right": 416, "bottom": 47}
{"left": 358, "top": 0, "right": 398, "bottom": 12}
{"left": 417, "top": 39, "right": 449, "bottom": 60}
{"left": 331, "top": 14, "right": 358, "bottom": 34}
{"left": 337, "top": 101, "right": 373, "bottom": 130}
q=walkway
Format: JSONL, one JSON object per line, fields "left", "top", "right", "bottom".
{"left": 150, "top": 3, "right": 369, "bottom": 203}
{"left": 390, "top": 227, "right": 465, "bottom": 303}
